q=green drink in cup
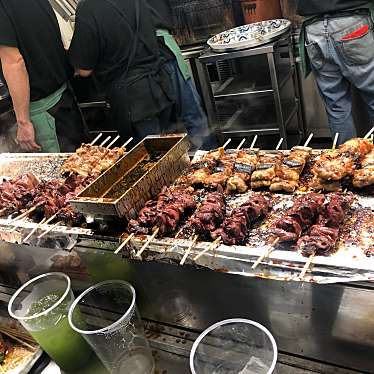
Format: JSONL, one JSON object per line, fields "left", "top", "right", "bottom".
{"left": 8, "top": 273, "right": 99, "bottom": 373}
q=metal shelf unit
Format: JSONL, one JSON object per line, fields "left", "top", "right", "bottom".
{"left": 196, "top": 34, "right": 304, "bottom": 149}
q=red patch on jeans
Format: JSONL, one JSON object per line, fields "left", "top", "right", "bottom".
{"left": 341, "top": 24, "right": 369, "bottom": 41}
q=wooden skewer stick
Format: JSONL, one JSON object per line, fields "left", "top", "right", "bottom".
{"left": 252, "top": 238, "right": 280, "bottom": 270}
{"left": 22, "top": 217, "right": 47, "bottom": 244}
{"left": 106, "top": 135, "right": 120, "bottom": 149}
{"left": 0, "top": 328, "right": 35, "bottom": 351}
{"left": 193, "top": 236, "right": 221, "bottom": 262}
{"left": 38, "top": 221, "right": 63, "bottom": 239}
{"left": 250, "top": 135, "right": 258, "bottom": 150}
{"left": 236, "top": 138, "right": 246, "bottom": 151}
{"left": 180, "top": 235, "right": 199, "bottom": 266}
{"left": 304, "top": 133, "right": 314, "bottom": 147}
{"left": 222, "top": 138, "right": 232, "bottom": 149}
{"left": 114, "top": 233, "right": 135, "bottom": 254}
{"left": 136, "top": 228, "right": 159, "bottom": 258}
{"left": 0, "top": 327, "right": 35, "bottom": 344}
{"left": 275, "top": 138, "right": 284, "bottom": 151}
{"left": 90, "top": 133, "right": 103, "bottom": 145}
{"left": 10, "top": 205, "right": 39, "bottom": 224}
{"left": 364, "top": 126, "right": 374, "bottom": 139}
{"left": 121, "top": 137, "right": 133, "bottom": 149}
{"left": 100, "top": 136, "right": 112, "bottom": 147}
{"left": 299, "top": 252, "right": 316, "bottom": 280}
{"left": 174, "top": 227, "right": 184, "bottom": 239}
{"left": 332, "top": 133, "right": 339, "bottom": 150}
{"left": 44, "top": 213, "right": 58, "bottom": 225}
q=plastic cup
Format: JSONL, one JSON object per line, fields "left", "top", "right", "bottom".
{"left": 68, "top": 280, "right": 154, "bottom": 374}
{"left": 8, "top": 272, "right": 95, "bottom": 372}
{"left": 190, "top": 318, "right": 277, "bottom": 374}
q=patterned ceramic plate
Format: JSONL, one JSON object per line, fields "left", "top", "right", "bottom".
{"left": 208, "top": 19, "right": 291, "bottom": 52}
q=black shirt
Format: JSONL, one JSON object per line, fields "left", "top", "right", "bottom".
{"left": 297, "top": 0, "right": 370, "bottom": 16}
{"left": 0, "top": 0, "right": 71, "bottom": 101}
{"left": 147, "top": 0, "right": 173, "bottom": 31}
{"left": 69, "top": 0, "right": 160, "bottom": 90}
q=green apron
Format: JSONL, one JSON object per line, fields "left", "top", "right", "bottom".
{"left": 299, "top": 3, "right": 374, "bottom": 78}
{"left": 29, "top": 83, "right": 67, "bottom": 153}
{"left": 156, "top": 29, "right": 191, "bottom": 81}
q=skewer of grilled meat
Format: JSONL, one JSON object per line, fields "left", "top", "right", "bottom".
{"left": 251, "top": 151, "right": 284, "bottom": 189}
{"left": 297, "top": 193, "right": 354, "bottom": 257}
{"left": 312, "top": 138, "right": 373, "bottom": 182}
{"left": 178, "top": 159, "right": 216, "bottom": 186}
{"left": 226, "top": 149, "right": 259, "bottom": 194}
{"left": 204, "top": 151, "right": 237, "bottom": 189}
{"left": 270, "top": 146, "right": 312, "bottom": 193}
{"left": 0, "top": 173, "right": 39, "bottom": 216}
{"left": 352, "top": 149, "right": 374, "bottom": 188}
{"left": 127, "top": 187, "right": 180, "bottom": 234}
{"left": 156, "top": 189, "right": 197, "bottom": 237}
{"left": 182, "top": 191, "right": 226, "bottom": 240}
{"left": 213, "top": 193, "right": 271, "bottom": 245}
{"left": 271, "top": 193, "right": 325, "bottom": 243}
{"left": 28, "top": 174, "right": 92, "bottom": 220}
{"left": 61, "top": 144, "right": 125, "bottom": 177}
{"left": 127, "top": 187, "right": 196, "bottom": 236}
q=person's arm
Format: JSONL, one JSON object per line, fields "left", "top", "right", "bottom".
{"left": 0, "top": 46, "right": 40, "bottom": 151}
{"left": 76, "top": 68, "right": 93, "bottom": 77}
{"left": 69, "top": 7, "right": 99, "bottom": 80}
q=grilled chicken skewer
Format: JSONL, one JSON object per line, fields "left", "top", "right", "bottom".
{"left": 352, "top": 149, "right": 374, "bottom": 188}
{"left": 270, "top": 146, "right": 312, "bottom": 193}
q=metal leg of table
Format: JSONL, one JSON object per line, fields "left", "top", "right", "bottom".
{"left": 195, "top": 59, "right": 220, "bottom": 142}
{"left": 267, "top": 52, "right": 288, "bottom": 149}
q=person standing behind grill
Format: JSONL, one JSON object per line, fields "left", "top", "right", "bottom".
{"left": 0, "top": 0, "right": 89, "bottom": 152}
{"left": 146, "top": 0, "right": 217, "bottom": 150}
{"left": 297, "top": 0, "right": 374, "bottom": 144}
{"left": 69, "top": 0, "right": 175, "bottom": 145}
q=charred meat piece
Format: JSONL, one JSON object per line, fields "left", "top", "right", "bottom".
{"left": 297, "top": 193, "right": 353, "bottom": 257}
{"left": 61, "top": 144, "right": 125, "bottom": 177}
{"left": 270, "top": 146, "right": 312, "bottom": 193}
{"left": 214, "top": 193, "right": 271, "bottom": 245}
{"left": 312, "top": 138, "right": 373, "bottom": 185}
{"left": 338, "top": 138, "right": 373, "bottom": 158}
{"left": 0, "top": 173, "right": 39, "bottom": 215}
{"left": 187, "top": 192, "right": 226, "bottom": 239}
{"left": 156, "top": 190, "right": 197, "bottom": 236}
{"left": 226, "top": 150, "right": 258, "bottom": 194}
{"left": 353, "top": 149, "right": 374, "bottom": 188}
{"left": 251, "top": 152, "right": 283, "bottom": 189}
{"left": 271, "top": 193, "right": 324, "bottom": 243}
{"left": 298, "top": 226, "right": 339, "bottom": 257}
{"left": 205, "top": 152, "right": 237, "bottom": 189}
{"left": 128, "top": 187, "right": 196, "bottom": 236}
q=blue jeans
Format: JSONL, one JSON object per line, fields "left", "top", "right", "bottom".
{"left": 164, "top": 60, "right": 217, "bottom": 150}
{"left": 305, "top": 14, "right": 374, "bottom": 144}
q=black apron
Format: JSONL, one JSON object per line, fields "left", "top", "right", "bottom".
{"left": 103, "top": 0, "right": 174, "bottom": 141}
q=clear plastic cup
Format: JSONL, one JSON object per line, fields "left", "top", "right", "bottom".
{"left": 8, "top": 272, "right": 95, "bottom": 372}
{"left": 68, "top": 280, "right": 154, "bottom": 374}
{"left": 190, "top": 318, "right": 277, "bottom": 374}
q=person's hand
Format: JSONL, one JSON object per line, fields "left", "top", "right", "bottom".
{"left": 16, "top": 120, "right": 41, "bottom": 151}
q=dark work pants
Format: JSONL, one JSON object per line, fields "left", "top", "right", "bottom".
{"left": 48, "top": 87, "right": 90, "bottom": 152}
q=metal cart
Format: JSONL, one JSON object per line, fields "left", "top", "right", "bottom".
{"left": 196, "top": 34, "right": 305, "bottom": 149}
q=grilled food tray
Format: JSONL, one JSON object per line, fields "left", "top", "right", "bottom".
{"left": 70, "top": 135, "right": 190, "bottom": 219}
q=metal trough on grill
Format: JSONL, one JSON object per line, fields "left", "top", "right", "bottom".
{"left": 69, "top": 134, "right": 190, "bottom": 219}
